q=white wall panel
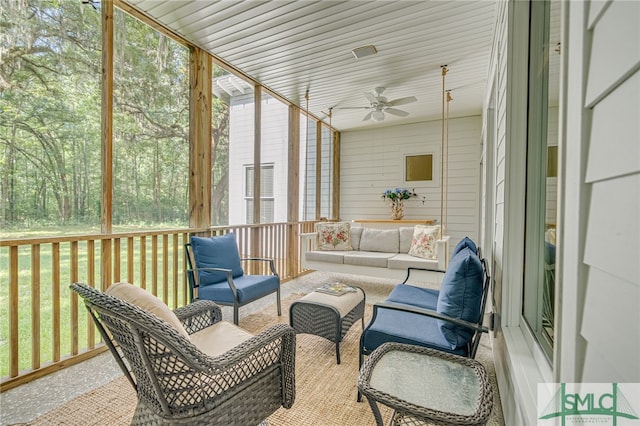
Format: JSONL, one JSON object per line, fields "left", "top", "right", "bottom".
{"left": 339, "top": 116, "right": 481, "bottom": 254}
{"left": 565, "top": 0, "right": 640, "bottom": 387}
{"left": 584, "top": 175, "right": 640, "bottom": 284}
{"left": 586, "top": 72, "right": 640, "bottom": 182}
{"left": 587, "top": 0, "right": 611, "bottom": 29}
{"left": 585, "top": 0, "right": 640, "bottom": 106}
{"left": 580, "top": 266, "right": 640, "bottom": 380}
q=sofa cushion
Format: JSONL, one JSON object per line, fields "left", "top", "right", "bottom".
{"left": 408, "top": 225, "right": 441, "bottom": 260}
{"left": 315, "top": 222, "right": 352, "bottom": 251}
{"left": 386, "top": 284, "right": 439, "bottom": 310}
{"left": 343, "top": 251, "right": 395, "bottom": 267}
{"left": 359, "top": 228, "right": 399, "bottom": 253}
{"left": 191, "top": 233, "right": 244, "bottom": 286}
{"left": 106, "top": 282, "right": 189, "bottom": 338}
{"left": 399, "top": 227, "right": 415, "bottom": 253}
{"left": 305, "top": 250, "right": 347, "bottom": 264}
{"left": 436, "top": 247, "right": 484, "bottom": 349}
{"left": 545, "top": 227, "right": 556, "bottom": 245}
{"left": 198, "top": 274, "right": 279, "bottom": 304}
{"left": 544, "top": 241, "right": 556, "bottom": 264}
{"left": 387, "top": 253, "right": 440, "bottom": 270}
{"left": 189, "top": 321, "right": 253, "bottom": 358}
{"left": 362, "top": 307, "right": 467, "bottom": 356}
{"left": 452, "top": 236, "right": 478, "bottom": 256}
{"left": 350, "top": 226, "right": 364, "bottom": 250}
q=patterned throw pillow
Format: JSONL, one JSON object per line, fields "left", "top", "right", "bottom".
{"left": 315, "top": 222, "right": 352, "bottom": 251}
{"left": 408, "top": 225, "right": 441, "bottom": 260}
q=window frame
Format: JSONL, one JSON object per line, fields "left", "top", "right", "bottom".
{"left": 522, "top": 0, "right": 557, "bottom": 363}
{"left": 244, "top": 163, "right": 275, "bottom": 224}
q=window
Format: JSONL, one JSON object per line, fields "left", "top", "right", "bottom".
{"left": 405, "top": 154, "right": 434, "bottom": 182}
{"left": 245, "top": 164, "right": 274, "bottom": 223}
{"left": 522, "top": 0, "right": 560, "bottom": 361}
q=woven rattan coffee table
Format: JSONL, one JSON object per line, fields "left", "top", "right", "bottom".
{"left": 358, "top": 342, "right": 493, "bottom": 426}
{"left": 289, "top": 286, "right": 365, "bottom": 364}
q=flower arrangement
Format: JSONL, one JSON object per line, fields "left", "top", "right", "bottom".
{"left": 382, "top": 188, "right": 419, "bottom": 201}
{"left": 382, "top": 188, "right": 422, "bottom": 220}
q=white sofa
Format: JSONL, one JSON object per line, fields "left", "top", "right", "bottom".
{"left": 301, "top": 223, "right": 450, "bottom": 282}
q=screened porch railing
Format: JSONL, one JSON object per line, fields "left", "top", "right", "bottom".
{"left": 0, "top": 221, "right": 317, "bottom": 391}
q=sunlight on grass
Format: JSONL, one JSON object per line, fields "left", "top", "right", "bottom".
{"left": 0, "top": 229, "right": 188, "bottom": 378}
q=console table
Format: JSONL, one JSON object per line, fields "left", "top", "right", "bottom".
{"left": 357, "top": 342, "right": 493, "bottom": 426}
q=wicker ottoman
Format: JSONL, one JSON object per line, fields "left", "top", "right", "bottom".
{"left": 289, "top": 286, "right": 366, "bottom": 364}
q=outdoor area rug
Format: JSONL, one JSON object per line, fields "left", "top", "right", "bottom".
{"left": 27, "top": 289, "right": 504, "bottom": 425}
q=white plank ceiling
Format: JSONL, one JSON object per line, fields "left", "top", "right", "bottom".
{"left": 122, "top": 0, "right": 497, "bottom": 131}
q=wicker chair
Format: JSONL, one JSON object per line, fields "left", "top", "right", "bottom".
{"left": 71, "top": 282, "right": 296, "bottom": 426}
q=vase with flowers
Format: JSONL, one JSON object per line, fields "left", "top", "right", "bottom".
{"left": 382, "top": 188, "right": 420, "bottom": 220}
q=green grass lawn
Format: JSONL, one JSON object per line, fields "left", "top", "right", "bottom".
{"left": 0, "top": 225, "right": 188, "bottom": 378}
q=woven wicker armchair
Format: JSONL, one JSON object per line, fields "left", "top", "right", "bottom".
{"left": 71, "top": 282, "right": 296, "bottom": 426}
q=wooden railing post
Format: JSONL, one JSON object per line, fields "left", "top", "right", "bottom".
{"left": 0, "top": 223, "right": 308, "bottom": 390}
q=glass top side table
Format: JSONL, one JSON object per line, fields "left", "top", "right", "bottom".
{"left": 357, "top": 342, "right": 493, "bottom": 426}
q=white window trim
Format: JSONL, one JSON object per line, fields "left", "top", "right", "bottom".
{"left": 499, "top": 1, "right": 554, "bottom": 424}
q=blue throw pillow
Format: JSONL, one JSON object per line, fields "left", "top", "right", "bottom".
{"left": 190, "top": 233, "right": 244, "bottom": 286}
{"left": 436, "top": 247, "right": 484, "bottom": 349}
{"left": 452, "top": 237, "right": 478, "bottom": 257}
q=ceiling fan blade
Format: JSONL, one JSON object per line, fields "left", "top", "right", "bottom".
{"left": 362, "top": 111, "right": 373, "bottom": 121}
{"left": 384, "top": 108, "right": 410, "bottom": 117}
{"left": 333, "top": 106, "right": 371, "bottom": 110}
{"left": 387, "top": 96, "right": 417, "bottom": 107}
{"left": 364, "top": 92, "right": 378, "bottom": 103}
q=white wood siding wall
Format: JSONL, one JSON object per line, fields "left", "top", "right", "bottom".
{"left": 562, "top": 0, "right": 639, "bottom": 382}
{"left": 487, "top": 0, "right": 640, "bottom": 423}
{"left": 229, "top": 94, "right": 290, "bottom": 224}
{"left": 339, "top": 116, "right": 481, "bottom": 254}
{"left": 260, "top": 96, "right": 289, "bottom": 223}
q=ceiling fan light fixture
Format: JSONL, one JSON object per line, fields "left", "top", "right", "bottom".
{"left": 351, "top": 45, "right": 377, "bottom": 59}
{"left": 371, "top": 110, "right": 385, "bottom": 122}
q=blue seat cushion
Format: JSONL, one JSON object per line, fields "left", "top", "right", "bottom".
{"left": 386, "top": 284, "right": 439, "bottom": 310}
{"left": 362, "top": 307, "right": 467, "bottom": 356}
{"left": 545, "top": 241, "right": 556, "bottom": 264}
{"left": 198, "top": 274, "right": 279, "bottom": 305}
{"left": 452, "top": 236, "right": 478, "bottom": 257}
{"left": 191, "top": 233, "right": 244, "bottom": 286}
{"left": 436, "top": 247, "right": 484, "bottom": 349}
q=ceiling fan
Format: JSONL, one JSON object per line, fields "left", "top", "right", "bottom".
{"left": 335, "top": 87, "right": 417, "bottom": 122}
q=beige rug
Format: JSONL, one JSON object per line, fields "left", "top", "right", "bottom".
{"left": 28, "top": 293, "right": 503, "bottom": 425}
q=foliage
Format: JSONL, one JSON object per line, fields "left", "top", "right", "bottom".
{"left": 0, "top": 0, "right": 231, "bottom": 234}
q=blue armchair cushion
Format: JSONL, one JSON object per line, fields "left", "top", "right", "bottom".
{"left": 436, "top": 246, "right": 484, "bottom": 349}
{"left": 362, "top": 307, "right": 467, "bottom": 357}
{"left": 190, "top": 234, "right": 244, "bottom": 286}
{"left": 544, "top": 241, "right": 556, "bottom": 264}
{"left": 385, "top": 284, "right": 439, "bottom": 310}
{"left": 452, "top": 236, "right": 478, "bottom": 257}
{"left": 198, "top": 274, "right": 279, "bottom": 304}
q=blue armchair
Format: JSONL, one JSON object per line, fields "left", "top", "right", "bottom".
{"left": 185, "top": 233, "right": 281, "bottom": 324}
{"left": 358, "top": 237, "right": 491, "bottom": 400}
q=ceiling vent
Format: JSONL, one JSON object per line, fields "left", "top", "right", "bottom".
{"left": 351, "top": 45, "right": 377, "bottom": 59}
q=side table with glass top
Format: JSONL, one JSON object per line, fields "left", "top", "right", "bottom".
{"left": 357, "top": 342, "right": 493, "bottom": 426}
